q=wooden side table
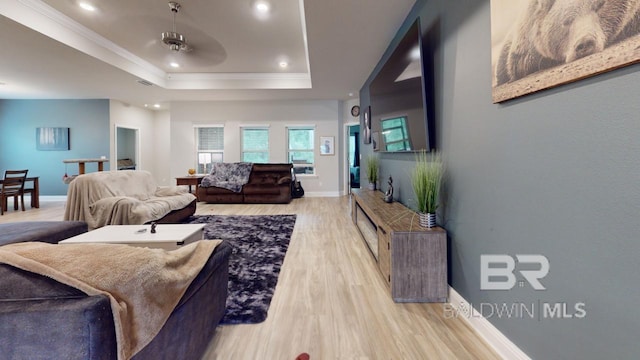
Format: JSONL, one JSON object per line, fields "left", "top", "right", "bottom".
{"left": 63, "top": 158, "right": 109, "bottom": 174}
{"left": 176, "top": 175, "right": 205, "bottom": 200}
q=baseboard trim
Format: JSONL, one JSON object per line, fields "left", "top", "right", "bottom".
{"left": 448, "top": 287, "right": 530, "bottom": 360}
{"left": 303, "top": 191, "right": 341, "bottom": 197}
{"left": 37, "top": 196, "right": 67, "bottom": 202}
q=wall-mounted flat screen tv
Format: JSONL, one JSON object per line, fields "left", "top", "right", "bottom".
{"left": 369, "top": 18, "right": 433, "bottom": 153}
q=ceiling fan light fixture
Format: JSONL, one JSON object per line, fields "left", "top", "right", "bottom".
{"left": 161, "top": 2, "right": 188, "bottom": 52}
{"left": 162, "top": 31, "right": 186, "bottom": 52}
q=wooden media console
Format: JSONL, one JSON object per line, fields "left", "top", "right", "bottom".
{"left": 351, "top": 188, "right": 448, "bottom": 302}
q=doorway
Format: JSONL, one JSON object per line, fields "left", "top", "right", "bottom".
{"left": 344, "top": 123, "right": 360, "bottom": 192}
{"left": 114, "top": 125, "right": 139, "bottom": 171}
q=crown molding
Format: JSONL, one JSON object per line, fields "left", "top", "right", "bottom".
{"left": 165, "top": 72, "right": 312, "bottom": 89}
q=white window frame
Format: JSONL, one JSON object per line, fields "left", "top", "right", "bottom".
{"left": 241, "top": 126, "right": 270, "bottom": 163}
{"left": 194, "top": 125, "right": 224, "bottom": 174}
{"left": 287, "top": 126, "right": 316, "bottom": 176}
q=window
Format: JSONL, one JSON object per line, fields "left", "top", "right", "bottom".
{"left": 241, "top": 127, "right": 269, "bottom": 163}
{"left": 287, "top": 127, "right": 315, "bottom": 175}
{"left": 195, "top": 126, "right": 224, "bottom": 174}
{"left": 381, "top": 116, "right": 411, "bottom": 152}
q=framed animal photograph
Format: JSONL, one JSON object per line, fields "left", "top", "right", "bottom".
{"left": 491, "top": 0, "right": 640, "bottom": 103}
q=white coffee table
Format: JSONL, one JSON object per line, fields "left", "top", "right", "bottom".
{"left": 60, "top": 224, "right": 206, "bottom": 250}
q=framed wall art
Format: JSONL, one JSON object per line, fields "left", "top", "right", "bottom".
{"left": 36, "top": 127, "right": 70, "bottom": 151}
{"left": 491, "top": 0, "right": 640, "bottom": 103}
{"left": 320, "top": 136, "right": 335, "bottom": 156}
{"left": 363, "top": 106, "right": 371, "bottom": 144}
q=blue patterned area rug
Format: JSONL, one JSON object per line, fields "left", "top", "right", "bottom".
{"left": 187, "top": 214, "right": 297, "bottom": 324}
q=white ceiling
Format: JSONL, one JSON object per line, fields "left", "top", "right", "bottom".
{"left": 0, "top": 0, "right": 416, "bottom": 108}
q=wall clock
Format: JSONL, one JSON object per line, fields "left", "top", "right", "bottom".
{"left": 351, "top": 105, "right": 360, "bottom": 117}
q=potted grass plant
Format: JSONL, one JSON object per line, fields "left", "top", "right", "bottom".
{"left": 411, "top": 150, "right": 443, "bottom": 228}
{"left": 366, "top": 155, "right": 379, "bottom": 190}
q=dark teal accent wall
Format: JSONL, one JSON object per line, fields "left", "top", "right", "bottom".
{"left": 360, "top": 0, "right": 640, "bottom": 358}
{"left": 0, "top": 99, "right": 110, "bottom": 196}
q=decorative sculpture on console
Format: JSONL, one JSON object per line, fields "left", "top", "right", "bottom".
{"left": 384, "top": 175, "right": 393, "bottom": 203}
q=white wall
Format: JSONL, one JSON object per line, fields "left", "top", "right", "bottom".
{"left": 153, "top": 110, "right": 171, "bottom": 186}
{"left": 170, "top": 100, "right": 341, "bottom": 196}
{"left": 109, "top": 100, "right": 157, "bottom": 177}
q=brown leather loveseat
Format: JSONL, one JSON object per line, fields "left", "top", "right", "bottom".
{"left": 197, "top": 163, "right": 293, "bottom": 204}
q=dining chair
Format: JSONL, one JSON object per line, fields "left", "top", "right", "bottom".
{"left": 22, "top": 178, "right": 37, "bottom": 208}
{"left": 1, "top": 169, "right": 29, "bottom": 215}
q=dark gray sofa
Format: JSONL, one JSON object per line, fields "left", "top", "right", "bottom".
{"left": 0, "top": 221, "right": 88, "bottom": 246}
{"left": 0, "top": 221, "right": 231, "bottom": 360}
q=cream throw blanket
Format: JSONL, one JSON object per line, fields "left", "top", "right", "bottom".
{"left": 64, "top": 170, "right": 196, "bottom": 230}
{"left": 0, "top": 240, "right": 221, "bottom": 360}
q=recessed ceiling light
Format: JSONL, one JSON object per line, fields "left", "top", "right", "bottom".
{"left": 144, "top": 104, "right": 149, "bottom": 107}
{"left": 279, "top": 61, "right": 288, "bottom": 68}
{"left": 254, "top": 1, "right": 270, "bottom": 13}
{"left": 170, "top": 62, "right": 180, "bottom": 68}
{"left": 153, "top": 104, "right": 161, "bottom": 108}
{"left": 79, "top": 2, "right": 96, "bottom": 12}
{"left": 252, "top": 0, "right": 271, "bottom": 19}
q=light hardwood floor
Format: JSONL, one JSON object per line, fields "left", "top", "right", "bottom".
{"left": 0, "top": 197, "right": 500, "bottom": 360}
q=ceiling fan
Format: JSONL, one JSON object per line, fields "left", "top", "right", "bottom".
{"left": 152, "top": 0, "right": 227, "bottom": 68}
{"left": 161, "top": 1, "right": 192, "bottom": 52}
